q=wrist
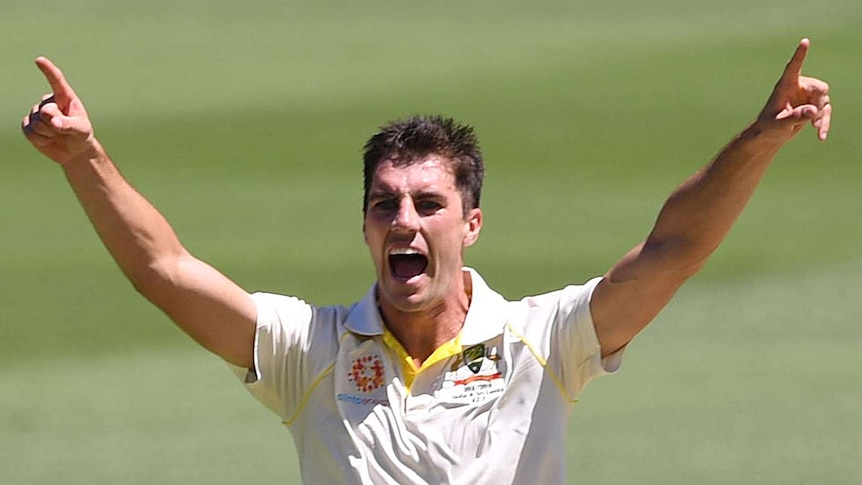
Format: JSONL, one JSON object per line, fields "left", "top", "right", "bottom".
{"left": 60, "top": 136, "right": 104, "bottom": 168}
{"left": 740, "top": 119, "right": 794, "bottom": 147}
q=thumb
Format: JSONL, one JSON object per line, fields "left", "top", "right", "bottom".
{"left": 39, "top": 103, "right": 75, "bottom": 133}
{"left": 49, "top": 112, "right": 91, "bottom": 137}
{"left": 766, "top": 104, "right": 817, "bottom": 140}
{"left": 774, "top": 104, "right": 817, "bottom": 123}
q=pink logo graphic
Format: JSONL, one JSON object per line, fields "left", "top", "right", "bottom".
{"left": 348, "top": 355, "right": 385, "bottom": 393}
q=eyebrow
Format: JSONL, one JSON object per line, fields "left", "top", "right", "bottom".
{"left": 367, "top": 188, "right": 397, "bottom": 200}
{"left": 368, "top": 188, "right": 446, "bottom": 200}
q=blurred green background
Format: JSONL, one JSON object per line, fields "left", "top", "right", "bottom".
{"left": 1, "top": 0, "right": 860, "bottom": 483}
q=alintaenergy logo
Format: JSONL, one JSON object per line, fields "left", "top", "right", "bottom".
{"left": 348, "top": 355, "right": 385, "bottom": 393}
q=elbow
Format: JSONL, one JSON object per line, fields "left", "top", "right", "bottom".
{"left": 124, "top": 252, "right": 187, "bottom": 308}
{"left": 640, "top": 235, "right": 717, "bottom": 280}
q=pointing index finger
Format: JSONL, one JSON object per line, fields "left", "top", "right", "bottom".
{"left": 35, "top": 56, "right": 77, "bottom": 111}
{"left": 781, "top": 38, "right": 810, "bottom": 83}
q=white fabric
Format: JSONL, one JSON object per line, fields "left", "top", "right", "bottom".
{"left": 229, "top": 268, "right": 622, "bottom": 484}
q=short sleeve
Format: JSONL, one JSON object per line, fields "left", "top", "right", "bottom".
{"left": 226, "top": 292, "right": 314, "bottom": 419}
{"left": 551, "top": 277, "right": 624, "bottom": 397}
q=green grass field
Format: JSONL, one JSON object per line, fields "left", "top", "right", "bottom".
{"left": 2, "top": 0, "right": 861, "bottom": 483}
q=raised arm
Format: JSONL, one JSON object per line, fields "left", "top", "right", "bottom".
{"left": 590, "top": 39, "right": 832, "bottom": 357}
{"left": 22, "top": 57, "right": 256, "bottom": 368}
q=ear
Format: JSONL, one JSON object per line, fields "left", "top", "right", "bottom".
{"left": 462, "top": 207, "right": 483, "bottom": 247}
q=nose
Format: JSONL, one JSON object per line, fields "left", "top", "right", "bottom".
{"left": 392, "top": 198, "right": 420, "bottom": 232}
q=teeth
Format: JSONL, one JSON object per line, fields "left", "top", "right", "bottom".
{"left": 389, "top": 247, "right": 421, "bottom": 256}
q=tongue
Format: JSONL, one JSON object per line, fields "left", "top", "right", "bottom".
{"left": 391, "top": 254, "right": 428, "bottom": 279}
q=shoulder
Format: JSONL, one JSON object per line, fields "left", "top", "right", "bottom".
{"left": 250, "top": 292, "right": 353, "bottom": 349}
{"left": 464, "top": 268, "right": 602, "bottom": 330}
{"left": 514, "top": 277, "right": 602, "bottom": 319}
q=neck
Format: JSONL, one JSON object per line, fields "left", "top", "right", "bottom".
{"left": 378, "top": 271, "right": 473, "bottom": 366}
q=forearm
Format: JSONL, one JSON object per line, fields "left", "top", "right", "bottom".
{"left": 61, "top": 140, "right": 187, "bottom": 298}
{"left": 645, "top": 121, "right": 787, "bottom": 273}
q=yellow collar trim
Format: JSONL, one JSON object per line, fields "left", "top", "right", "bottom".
{"left": 382, "top": 328, "right": 462, "bottom": 392}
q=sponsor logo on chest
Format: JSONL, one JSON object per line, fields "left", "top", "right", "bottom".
{"left": 347, "top": 354, "right": 385, "bottom": 392}
{"left": 336, "top": 338, "right": 392, "bottom": 416}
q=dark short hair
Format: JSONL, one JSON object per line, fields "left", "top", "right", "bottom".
{"left": 362, "top": 115, "right": 485, "bottom": 216}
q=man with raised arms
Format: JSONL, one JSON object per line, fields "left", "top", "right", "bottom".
{"left": 21, "top": 39, "right": 831, "bottom": 484}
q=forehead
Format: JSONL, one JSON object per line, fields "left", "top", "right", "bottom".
{"left": 370, "top": 156, "right": 457, "bottom": 193}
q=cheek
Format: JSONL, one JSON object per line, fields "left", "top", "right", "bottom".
{"left": 364, "top": 230, "right": 382, "bottom": 250}
{"left": 363, "top": 217, "right": 383, "bottom": 243}
{"left": 433, "top": 226, "right": 469, "bottom": 256}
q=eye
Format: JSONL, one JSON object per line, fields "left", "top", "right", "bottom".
{"left": 415, "top": 199, "right": 443, "bottom": 215}
{"left": 372, "top": 198, "right": 398, "bottom": 212}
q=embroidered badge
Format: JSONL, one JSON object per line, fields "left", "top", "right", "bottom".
{"left": 439, "top": 340, "right": 508, "bottom": 405}
{"left": 348, "top": 355, "right": 385, "bottom": 393}
{"left": 462, "top": 344, "right": 486, "bottom": 374}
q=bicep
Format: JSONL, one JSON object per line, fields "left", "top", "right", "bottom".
{"left": 590, "top": 240, "right": 698, "bottom": 357}
{"left": 146, "top": 252, "right": 257, "bottom": 368}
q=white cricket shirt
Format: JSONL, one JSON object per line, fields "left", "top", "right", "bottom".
{"left": 230, "top": 268, "right": 622, "bottom": 484}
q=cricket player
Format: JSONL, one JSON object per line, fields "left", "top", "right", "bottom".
{"left": 21, "top": 39, "right": 831, "bottom": 484}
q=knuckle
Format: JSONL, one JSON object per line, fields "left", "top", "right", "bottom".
{"left": 39, "top": 94, "right": 56, "bottom": 107}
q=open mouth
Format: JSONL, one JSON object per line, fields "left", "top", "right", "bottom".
{"left": 388, "top": 248, "right": 429, "bottom": 280}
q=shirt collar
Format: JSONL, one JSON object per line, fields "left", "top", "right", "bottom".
{"left": 344, "top": 284, "right": 385, "bottom": 336}
{"left": 459, "top": 268, "right": 509, "bottom": 345}
{"left": 343, "top": 268, "right": 508, "bottom": 343}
